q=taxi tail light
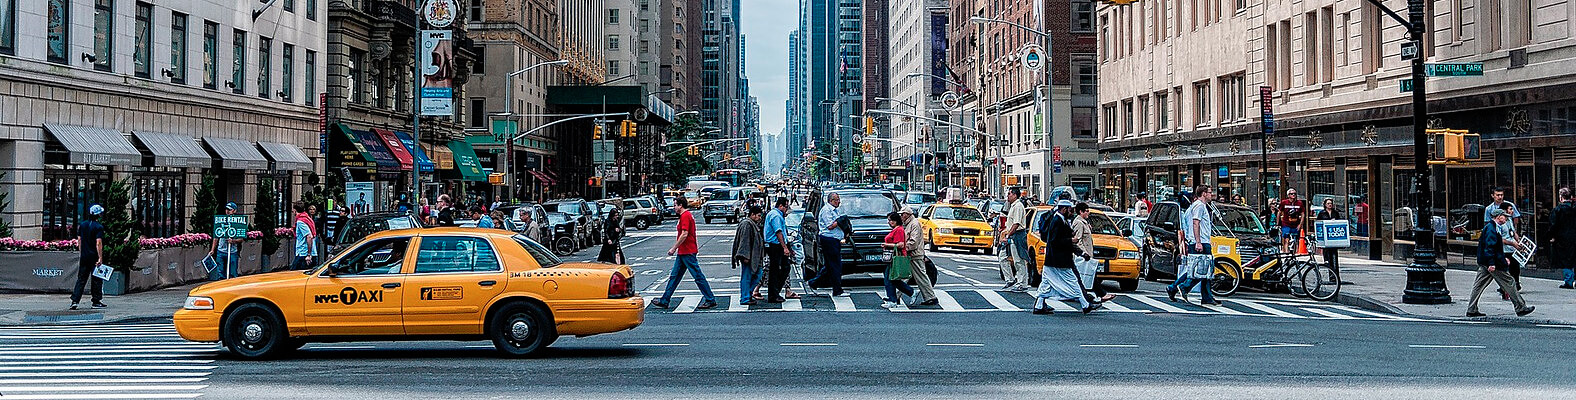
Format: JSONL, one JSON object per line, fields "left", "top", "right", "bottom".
{"left": 608, "top": 273, "right": 634, "bottom": 299}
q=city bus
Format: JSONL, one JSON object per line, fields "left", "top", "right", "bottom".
{"left": 712, "top": 169, "right": 750, "bottom": 186}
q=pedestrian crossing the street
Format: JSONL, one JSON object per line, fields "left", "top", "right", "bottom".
{"left": 0, "top": 323, "right": 215, "bottom": 399}
{"left": 641, "top": 288, "right": 1431, "bottom": 322}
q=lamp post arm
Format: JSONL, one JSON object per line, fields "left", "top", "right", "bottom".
{"left": 511, "top": 112, "right": 628, "bottom": 142}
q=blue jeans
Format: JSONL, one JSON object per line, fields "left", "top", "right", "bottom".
{"left": 1168, "top": 254, "right": 1216, "bottom": 303}
{"left": 884, "top": 276, "right": 914, "bottom": 302}
{"left": 657, "top": 254, "right": 715, "bottom": 305}
{"left": 738, "top": 260, "right": 764, "bottom": 304}
{"left": 816, "top": 236, "right": 844, "bottom": 295}
{"left": 210, "top": 252, "right": 240, "bottom": 280}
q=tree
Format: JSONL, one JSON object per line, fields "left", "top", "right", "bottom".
{"left": 190, "top": 175, "right": 219, "bottom": 234}
{"left": 99, "top": 178, "right": 142, "bottom": 270}
{"left": 654, "top": 114, "right": 714, "bottom": 186}
{"left": 0, "top": 172, "right": 11, "bottom": 238}
{"left": 255, "top": 177, "right": 282, "bottom": 255}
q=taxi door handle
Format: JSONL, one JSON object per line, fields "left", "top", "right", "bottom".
{"left": 382, "top": 282, "right": 401, "bottom": 289}
{"left": 478, "top": 280, "right": 497, "bottom": 287}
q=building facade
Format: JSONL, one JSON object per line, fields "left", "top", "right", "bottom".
{"left": 888, "top": 0, "right": 950, "bottom": 188}
{"left": 1, "top": 0, "right": 325, "bottom": 240}
{"left": 1095, "top": 0, "right": 1576, "bottom": 258}
{"left": 465, "top": 0, "right": 565, "bottom": 202}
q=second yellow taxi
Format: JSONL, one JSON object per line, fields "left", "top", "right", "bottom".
{"left": 1026, "top": 206, "right": 1142, "bottom": 291}
{"left": 919, "top": 201, "right": 996, "bottom": 254}
{"left": 174, "top": 227, "right": 645, "bottom": 359}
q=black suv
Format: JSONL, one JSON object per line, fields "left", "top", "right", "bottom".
{"left": 1141, "top": 200, "right": 1276, "bottom": 280}
{"left": 808, "top": 189, "right": 935, "bottom": 284}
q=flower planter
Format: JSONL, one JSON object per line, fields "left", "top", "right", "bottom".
{"left": 126, "top": 249, "right": 163, "bottom": 293}
{"left": 103, "top": 270, "right": 127, "bottom": 296}
{"left": 0, "top": 251, "right": 83, "bottom": 293}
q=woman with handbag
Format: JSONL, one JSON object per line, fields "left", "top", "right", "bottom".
{"left": 597, "top": 207, "right": 625, "bottom": 264}
{"left": 880, "top": 212, "right": 916, "bottom": 309}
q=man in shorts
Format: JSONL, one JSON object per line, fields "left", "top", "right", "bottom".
{"left": 1278, "top": 189, "right": 1306, "bottom": 253}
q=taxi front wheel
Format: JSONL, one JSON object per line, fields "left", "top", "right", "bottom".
{"left": 221, "top": 303, "right": 287, "bottom": 360}
{"left": 490, "top": 302, "right": 558, "bottom": 358}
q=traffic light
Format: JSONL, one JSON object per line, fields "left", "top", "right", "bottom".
{"left": 864, "top": 116, "right": 874, "bottom": 136}
{"left": 588, "top": 176, "right": 603, "bottom": 186}
{"left": 1429, "top": 128, "right": 1481, "bottom": 163}
{"left": 620, "top": 120, "right": 637, "bottom": 137}
{"left": 592, "top": 125, "right": 603, "bottom": 140}
{"left": 688, "top": 147, "right": 699, "bottom": 156}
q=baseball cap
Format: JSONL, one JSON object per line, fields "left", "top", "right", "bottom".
{"left": 88, "top": 204, "right": 104, "bottom": 215}
{"left": 226, "top": 202, "right": 239, "bottom": 211}
{"left": 899, "top": 206, "right": 915, "bottom": 215}
{"left": 1491, "top": 209, "right": 1508, "bottom": 218}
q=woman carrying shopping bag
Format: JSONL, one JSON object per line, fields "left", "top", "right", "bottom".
{"left": 881, "top": 212, "right": 916, "bottom": 308}
{"left": 1071, "top": 203, "right": 1115, "bottom": 302}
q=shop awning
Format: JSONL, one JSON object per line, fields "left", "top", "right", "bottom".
{"left": 446, "top": 141, "right": 488, "bottom": 182}
{"left": 203, "top": 137, "right": 269, "bottom": 170}
{"left": 257, "top": 141, "right": 313, "bottom": 171}
{"left": 392, "top": 131, "right": 435, "bottom": 172}
{"left": 351, "top": 129, "right": 403, "bottom": 174}
{"left": 372, "top": 129, "right": 415, "bottom": 171}
{"left": 421, "top": 143, "right": 455, "bottom": 170}
{"left": 43, "top": 124, "right": 141, "bottom": 166}
{"left": 528, "top": 169, "right": 556, "bottom": 185}
{"left": 131, "top": 131, "right": 211, "bottom": 168}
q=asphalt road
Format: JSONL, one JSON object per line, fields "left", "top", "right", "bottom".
{"left": 6, "top": 219, "right": 1576, "bottom": 399}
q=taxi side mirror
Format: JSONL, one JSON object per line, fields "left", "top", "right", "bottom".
{"left": 1122, "top": 229, "right": 1134, "bottom": 237}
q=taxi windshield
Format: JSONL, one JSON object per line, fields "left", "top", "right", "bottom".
{"left": 514, "top": 235, "right": 562, "bottom": 268}
{"left": 932, "top": 206, "right": 985, "bottom": 222}
{"left": 1087, "top": 213, "right": 1121, "bottom": 236}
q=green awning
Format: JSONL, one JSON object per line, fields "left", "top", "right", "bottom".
{"left": 446, "top": 140, "right": 488, "bottom": 182}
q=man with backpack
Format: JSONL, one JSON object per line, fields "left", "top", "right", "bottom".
{"left": 997, "top": 187, "right": 1032, "bottom": 292}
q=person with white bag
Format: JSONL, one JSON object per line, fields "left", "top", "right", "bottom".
{"left": 1071, "top": 203, "right": 1115, "bottom": 302}
{"left": 1167, "top": 186, "right": 1221, "bottom": 306}
{"left": 70, "top": 204, "right": 108, "bottom": 310}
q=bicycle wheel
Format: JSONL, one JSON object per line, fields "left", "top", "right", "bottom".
{"left": 1300, "top": 262, "right": 1341, "bottom": 301}
{"left": 1210, "top": 259, "right": 1241, "bottom": 297}
{"left": 1286, "top": 261, "right": 1312, "bottom": 298}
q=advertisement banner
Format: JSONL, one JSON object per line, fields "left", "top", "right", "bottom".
{"left": 419, "top": 30, "right": 454, "bottom": 116}
{"left": 213, "top": 215, "right": 250, "bottom": 239}
{"left": 346, "top": 182, "right": 375, "bottom": 214}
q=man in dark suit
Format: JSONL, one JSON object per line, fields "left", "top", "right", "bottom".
{"left": 1031, "top": 200, "right": 1099, "bottom": 314}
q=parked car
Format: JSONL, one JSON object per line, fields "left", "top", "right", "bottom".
{"left": 328, "top": 211, "right": 423, "bottom": 256}
{"left": 1141, "top": 201, "right": 1275, "bottom": 282}
{"left": 174, "top": 227, "right": 644, "bottom": 359}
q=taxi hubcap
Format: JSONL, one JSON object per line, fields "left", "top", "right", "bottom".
{"left": 243, "top": 322, "right": 264, "bottom": 342}
{"left": 510, "top": 320, "right": 531, "bottom": 341}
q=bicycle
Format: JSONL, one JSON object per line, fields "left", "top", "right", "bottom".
{"left": 1211, "top": 244, "right": 1341, "bottom": 301}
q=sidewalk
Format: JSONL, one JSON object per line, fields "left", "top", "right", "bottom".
{"left": 0, "top": 283, "right": 197, "bottom": 326}
{"left": 1335, "top": 256, "right": 1576, "bottom": 325}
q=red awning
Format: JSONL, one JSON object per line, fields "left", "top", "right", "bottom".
{"left": 527, "top": 169, "right": 549, "bottom": 183}
{"left": 372, "top": 129, "right": 414, "bottom": 171}
{"left": 533, "top": 169, "right": 556, "bottom": 185}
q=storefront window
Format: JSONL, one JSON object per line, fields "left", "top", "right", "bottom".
{"left": 135, "top": 173, "right": 186, "bottom": 238}
{"left": 263, "top": 174, "right": 293, "bottom": 230}
{"left": 42, "top": 168, "right": 111, "bottom": 241}
{"left": 1346, "top": 170, "right": 1370, "bottom": 236}
{"left": 1559, "top": 165, "right": 1576, "bottom": 189}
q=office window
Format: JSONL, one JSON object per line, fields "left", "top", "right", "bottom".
{"left": 202, "top": 21, "right": 217, "bottom": 88}
{"left": 281, "top": 44, "right": 293, "bottom": 102}
{"left": 93, "top": 0, "right": 113, "bottom": 70}
{"left": 1219, "top": 74, "right": 1245, "bottom": 122}
{"left": 607, "top": 35, "right": 620, "bottom": 50}
{"left": 257, "top": 37, "right": 271, "bottom": 98}
{"left": 1137, "top": 95, "right": 1150, "bottom": 134}
{"left": 1122, "top": 100, "right": 1135, "bottom": 138}
{"left": 307, "top": 0, "right": 315, "bottom": 20}
{"left": 607, "top": 9, "right": 620, "bottom": 24}
{"left": 133, "top": 2, "right": 152, "bottom": 78}
{"left": 1264, "top": 24, "right": 1278, "bottom": 90}
{"left": 1073, "top": 106, "right": 1095, "bottom": 138}
{"left": 169, "top": 13, "right": 187, "bottom": 83}
{"left": 469, "top": 0, "right": 482, "bottom": 21}
{"left": 1320, "top": 6, "right": 1334, "bottom": 83}
{"left": 1072, "top": 0, "right": 1093, "bottom": 32}
{"left": 1099, "top": 15, "right": 1109, "bottom": 60}
{"left": 1280, "top": 21, "right": 1293, "bottom": 87}
{"left": 472, "top": 50, "right": 483, "bottom": 74}
{"left": 283, "top": 0, "right": 293, "bottom": 12}
{"left": 1303, "top": 12, "right": 1317, "bottom": 85}
{"left": 469, "top": 98, "right": 485, "bottom": 128}
{"left": 1157, "top": 91, "right": 1171, "bottom": 130}
{"left": 305, "top": 50, "right": 316, "bottom": 105}
{"left": 1193, "top": 81, "right": 1211, "bottom": 127}
{"left": 348, "top": 49, "right": 363, "bottom": 104}
{"left": 1073, "top": 55, "right": 1097, "bottom": 95}
{"left": 232, "top": 29, "right": 247, "bottom": 94}
{"left": 0, "top": 0, "right": 14, "bottom": 55}
{"left": 608, "top": 60, "right": 621, "bottom": 75}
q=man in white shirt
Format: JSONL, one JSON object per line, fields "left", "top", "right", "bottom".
{"left": 997, "top": 188, "right": 1032, "bottom": 292}
{"left": 814, "top": 193, "right": 847, "bottom": 297}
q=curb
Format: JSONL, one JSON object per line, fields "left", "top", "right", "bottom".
{"left": 1335, "top": 291, "right": 1407, "bottom": 315}
{"left": 0, "top": 315, "right": 173, "bottom": 327}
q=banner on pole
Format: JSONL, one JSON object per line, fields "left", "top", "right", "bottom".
{"left": 419, "top": 30, "right": 454, "bottom": 116}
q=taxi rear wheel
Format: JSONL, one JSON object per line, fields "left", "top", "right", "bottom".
{"left": 221, "top": 303, "right": 286, "bottom": 360}
{"left": 490, "top": 302, "right": 557, "bottom": 358}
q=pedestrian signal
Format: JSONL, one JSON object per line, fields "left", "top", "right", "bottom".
{"left": 1428, "top": 128, "right": 1480, "bottom": 164}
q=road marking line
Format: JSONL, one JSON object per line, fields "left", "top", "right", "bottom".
{"left": 1450, "top": 320, "right": 1492, "bottom": 324}
{"left": 1196, "top": 302, "right": 1251, "bottom": 316}
{"left": 0, "top": 324, "right": 173, "bottom": 331}
{"left": 1316, "top": 306, "right": 1424, "bottom": 321}
{"left": 831, "top": 295, "right": 857, "bottom": 311}
{"left": 0, "top": 348, "right": 217, "bottom": 355}
{"left": 0, "top": 344, "right": 217, "bottom": 352}
{"left": 0, "top": 394, "right": 204, "bottom": 400}
{"left": 0, "top": 372, "right": 211, "bottom": 378}
{"left": 728, "top": 296, "right": 752, "bottom": 312}
{"left": 933, "top": 290, "right": 965, "bottom": 311}
{"left": 1043, "top": 298, "right": 1081, "bottom": 312}
{"left": 1301, "top": 308, "right": 1362, "bottom": 319}
{"left": 0, "top": 385, "right": 209, "bottom": 392}
{"left": 621, "top": 343, "right": 690, "bottom": 347}
{"left": 672, "top": 295, "right": 703, "bottom": 313}
{"left": 1536, "top": 324, "right": 1576, "bottom": 329}
{"left": 0, "top": 378, "right": 208, "bottom": 385}
{"left": 1249, "top": 343, "right": 1316, "bottom": 348}
{"left": 780, "top": 343, "right": 837, "bottom": 346}
{"left": 1079, "top": 344, "right": 1139, "bottom": 348}
{"left": 974, "top": 289, "right": 1022, "bottom": 311}
{"left": 0, "top": 365, "right": 216, "bottom": 371}
{"left": 1232, "top": 300, "right": 1308, "bottom": 318}
{"left": 0, "top": 360, "right": 214, "bottom": 366}
{"left": 782, "top": 298, "right": 803, "bottom": 311}
{"left": 1125, "top": 295, "right": 1199, "bottom": 314}
{"left": 0, "top": 342, "right": 209, "bottom": 349}
{"left": 306, "top": 345, "right": 376, "bottom": 350}
{"left": 0, "top": 353, "right": 214, "bottom": 360}
{"left": 1408, "top": 344, "right": 1484, "bottom": 349}
{"left": 464, "top": 345, "right": 495, "bottom": 348}
{"left": 925, "top": 343, "right": 984, "bottom": 347}
{"left": 935, "top": 265, "right": 986, "bottom": 285}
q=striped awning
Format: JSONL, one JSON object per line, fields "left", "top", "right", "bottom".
{"left": 43, "top": 124, "right": 141, "bottom": 166}
{"left": 131, "top": 131, "right": 211, "bottom": 168}
{"left": 257, "top": 141, "right": 313, "bottom": 171}
{"left": 203, "top": 137, "right": 269, "bottom": 170}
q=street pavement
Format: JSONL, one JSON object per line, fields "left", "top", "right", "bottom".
{"left": 5, "top": 219, "right": 1576, "bottom": 398}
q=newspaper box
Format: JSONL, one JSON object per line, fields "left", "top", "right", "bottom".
{"left": 1314, "top": 220, "right": 1351, "bottom": 249}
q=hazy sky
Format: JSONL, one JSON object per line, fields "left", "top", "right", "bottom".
{"left": 740, "top": 0, "right": 796, "bottom": 138}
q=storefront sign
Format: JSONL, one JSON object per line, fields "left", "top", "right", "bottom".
{"left": 213, "top": 215, "right": 250, "bottom": 239}
{"left": 419, "top": 30, "right": 455, "bottom": 116}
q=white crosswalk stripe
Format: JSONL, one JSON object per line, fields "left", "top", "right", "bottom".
{"left": 0, "top": 324, "right": 214, "bottom": 399}
{"left": 644, "top": 289, "right": 1431, "bottom": 322}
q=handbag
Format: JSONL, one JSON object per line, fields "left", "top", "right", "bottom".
{"left": 887, "top": 248, "right": 913, "bottom": 281}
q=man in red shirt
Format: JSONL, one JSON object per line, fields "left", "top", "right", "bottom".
{"left": 1278, "top": 188, "right": 1306, "bottom": 253}
{"left": 650, "top": 198, "right": 717, "bottom": 309}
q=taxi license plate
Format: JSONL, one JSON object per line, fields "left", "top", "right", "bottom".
{"left": 960, "top": 237, "right": 974, "bottom": 244}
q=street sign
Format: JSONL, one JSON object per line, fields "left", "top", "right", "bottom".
{"left": 1400, "top": 78, "right": 1415, "bottom": 92}
{"left": 1400, "top": 41, "right": 1419, "bottom": 60}
{"left": 213, "top": 215, "right": 250, "bottom": 239}
{"left": 1051, "top": 146, "right": 1062, "bottom": 163}
{"left": 940, "top": 91, "right": 961, "bottom": 109}
{"left": 491, "top": 119, "right": 516, "bottom": 138}
{"left": 1021, "top": 44, "right": 1045, "bottom": 72}
{"left": 593, "top": 140, "right": 615, "bottom": 163}
{"left": 1425, "top": 63, "right": 1484, "bottom": 76}
{"left": 1259, "top": 86, "right": 1274, "bottom": 137}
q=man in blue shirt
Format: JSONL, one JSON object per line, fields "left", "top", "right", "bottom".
{"left": 70, "top": 204, "right": 107, "bottom": 310}
{"left": 814, "top": 193, "right": 847, "bottom": 297}
{"left": 292, "top": 202, "right": 318, "bottom": 271}
{"left": 1483, "top": 187, "right": 1520, "bottom": 223}
{"left": 763, "top": 198, "right": 793, "bottom": 302}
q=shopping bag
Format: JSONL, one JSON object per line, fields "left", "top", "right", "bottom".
{"left": 887, "top": 253, "right": 913, "bottom": 281}
{"left": 91, "top": 264, "right": 114, "bottom": 281}
{"left": 1075, "top": 258, "right": 1098, "bottom": 290}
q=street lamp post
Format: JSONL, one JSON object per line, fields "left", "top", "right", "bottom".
{"left": 499, "top": 59, "right": 568, "bottom": 202}
{"left": 971, "top": 15, "right": 1052, "bottom": 199}
{"left": 876, "top": 97, "right": 921, "bottom": 187}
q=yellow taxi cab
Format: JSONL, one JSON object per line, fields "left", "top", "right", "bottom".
{"left": 918, "top": 201, "right": 996, "bottom": 254}
{"left": 1025, "top": 206, "right": 1142, "bottom": 291}
{"left": 174, "top": 227, "right": 644, "bottom": 359}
